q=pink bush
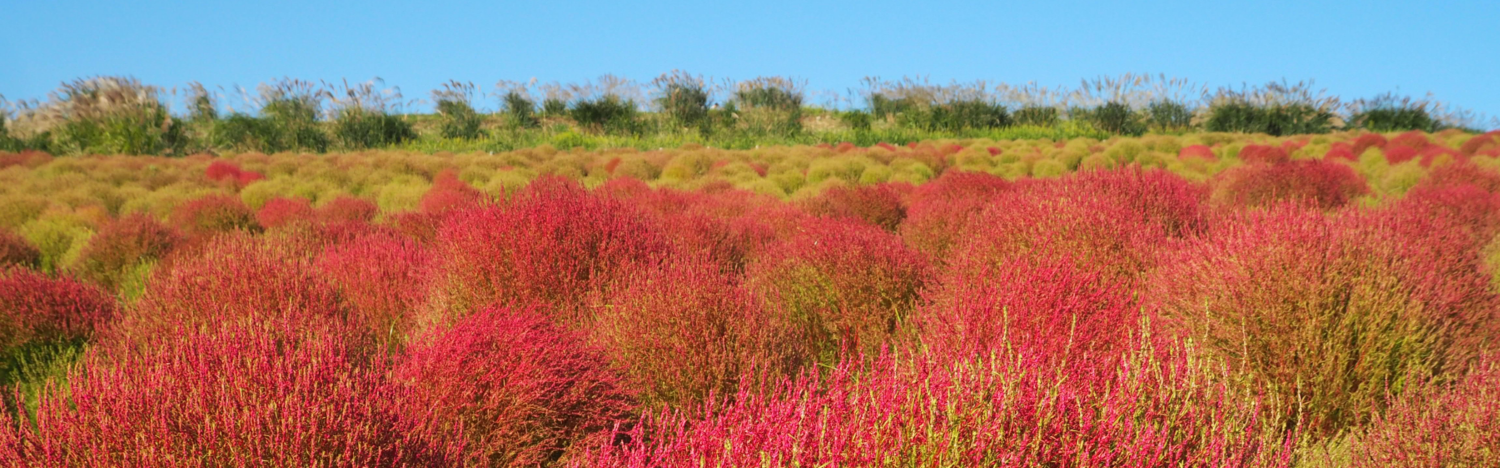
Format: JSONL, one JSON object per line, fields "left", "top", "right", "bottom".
{"left": 419, "top": 168, "right": 487, "bottom": 214}
{"left": 170, "top": 194, "right": 260, "bottom": 237}
{"left": 115, "top": 235, "right": 359, "bottom": 351}
{"left": 918, "top": 255, "right": 1137, "bottom": 364}
{"left": 313, "top": 232, "right": 430, "bottom": 347}
{"left": 898, "top": 170, "right": 1012, "bottom": 260}
{"left": 949, "top": 168, "right": 1204, "bottom": 288}
{"left": 204, "top": 160, "right": 264, "bottom": 188}
{"left": 746, "top": 216, "right": 932, "bottom": 364}
{"left": 1459, "top": 133, "right": 1498, "bottom": 156}
{"left": 0, "top": 229, "right": 40, "bottom": 268}
{"left": 1324, "top": 142, "right": 1357, "bottom": 161}
{"left": 1178, "top": 144, "right": 1216, "bottom": 161}
{"left": 1238, "top": 144, "right": 1290, "bottom": 165}
{"left": 71, "top": 213, "right": 182, "bottom": 290}
{"left": 317, "top": 195, "right": 380, "bottom": 223}
{"left": 204, "top": 160, "right": 242, "bottom": 182}
{"left": 256, "top": 196, "right": 315, "bottom": 229}
{"left": 0, "top": 269, "right": 116, "bottom": 349}
{"left": 1383, "top": 145, "right": 1419, "bottom": 164}
{"left": 1210, "top": 159, "right": 1369, "bottom": 210}
{"left": 579, "top": 346, "right": 1292, "bottom": 467}
{"left": 390, "top": 305, "right": 635, "bottom": 466}
{"left": 591, "top": 258, "right": 795, "bottom": 407}
{"left": 432, "top": 176, "right": 672, "bottom": 323}
{"left": 1352, "top": 353, "right": 1500, "bottom": 466}
{"left": 1389, "top": 130, "right": 1431, "bottom": 150}
{"left": 0, "top": 321, "right": 458, "bottom": 466}
{"left": 1151, "top": 206, "right": 1498, "bottom": 438}
{"left": 1350, "top": 133, "right": 1387, "bottom": 156}
{"left": 801, "top": 183, "right": 909, "bottom": 231}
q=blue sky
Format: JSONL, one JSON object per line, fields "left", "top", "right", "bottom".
{"left": 3, "top": 0, "right": 1496, "bottom": 122}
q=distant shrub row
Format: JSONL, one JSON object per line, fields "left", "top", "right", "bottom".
{"left": 1, "top": 74, "right": 1491, "bottom": 156}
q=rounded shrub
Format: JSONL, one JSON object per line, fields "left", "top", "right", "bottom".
{"left": 170, "top": 194, "right": 260, "bottom": 237}
{"left": 1151, "top": 206, "right": 1499, "bottom": 438}
{"left": 591, "top": 259, "right": 794, "bottom": 407}
{"left": 799, "top": 183, "right": 908, "bottom": 232}
{"left": 70, "top": 213, "right": 182, "bottom": 291}
{"left": 0, "top": 230, "right": 40, "bottom": 268}
{"left": 0, "top": 269, "right": 117, "bottom": 350}
{"left": 1210, "top": 159, "right": 1369, "bottom": 210}
{"left": 313, "top": 232, "right": 430, "bottom": 348}
{"left": 255, "top": 196, "right": 315, "bottom": 229}
{"left": 0, "top": 321, "right": 455, "bottom": 466}
{"left": 898, "top": 170, "right": 1011, "bottom": 261}
{"left": 390, "top": 305, "right": 635, "bottom": 466}
{"left": 431, "top": 176, "right": 671, "bottom": 323}
{"left": 746, "top": 216, "right": 932, "bottom": 365}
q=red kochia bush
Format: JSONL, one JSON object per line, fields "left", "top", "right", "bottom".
{"left": 0, "top": 230, "right": 40, "bottom": 268}
{"left": 1353, "top": 353, "right": 1500, "bottom": 466}
{"left": 432, "top": 176, "right": 672, "bottom": 323}
{"left": 1238, "top": 144, "right": 1290, "bottom": 164}
{"left": 317, "top": 196, "right": 380, "bottom": 224}
{"left": 314, "top": 232, "right": 430, "bottom": 347}
{"left": 579, "top": 346, "right": 1291, "bottom": 467}
{"left": 591, "top": 259, "right": 795, "bottom": 407}
{"left": 1178, "top": 144, "right": 1216, "bottom": 161}
{"left": 951, "top": 168, "right": 1205, "bottom": 287}
{"left": 204, "top": 160, "right": 241, "bottom": 182}
{"left": 1151, "top": 206, "right": 1499, "bottom": 438}
{"left": 115, "top": 235, "right": 357, "bottom": 350}
{"left": 746, "top": 216, "right": 932, "bottom": 365}
{"left": 204, "top": 160, "right": 264, "bottom": 187}
{"left": 170, "top": 194, "right": 261, "bottom": 236}
{"left": 1460, "top": 132, "right": 1498, "bottom": 156}
{"left": 899, "top": 170, "right": 1012, "bottom": 260}
{"left": 1211, "top": 159, "right": 1368, "bottom": 210}
{"left": 419, "top": 169, "right": 487, "bottom": 214}
{"left": 390, "top": 305, "right": 635, "bottom": 467}
{"left": 0, "top": 269, "right": 116, "bottom": 349}
{"left": 917, "top": 255, "right": 1137, "bottom": 364}
{"left": 1350, "top": 133, "right": 1388, "bottom": 156}
{"left": 599, "top": 182, "right": 781, "bottom": 273}
{"left": 0, "top": 322, "right": 458, "bottom": 466}
{"left": 1383, "top": 145, "right": 1419, "bottom": 164}
{"left": 71, "top": 213, "right": 182, "bottom": 290}
{"left": 1324, "top": 143, "right": 1357, "bottom": 161}
{"left": 1390, "top": 130, "right": 1431, "bottom": 150}
{"left": 256, "top": 196, "right": 315, "bottom": 229}
{"left": 800, "top": 183, "right": 909, "bottom": 231}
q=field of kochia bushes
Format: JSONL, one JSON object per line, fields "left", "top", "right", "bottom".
{"left": 1, "top": 127, "right": 1499, "bottom": 466}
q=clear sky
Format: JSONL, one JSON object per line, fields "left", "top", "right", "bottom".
{"left": 3, "top": 0, "right": 1496, "bottom": 122}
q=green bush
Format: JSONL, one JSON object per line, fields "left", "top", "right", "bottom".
{"left": 23, "top": 77, "right": 186, "bottom": 155}
{"left": 570, "top": 95, "right": 638, "bottom": 134}
{"left": 542, "top": 98, "right": 568, "bottom": 117}
{"left": 502, "top": 91, "right": 539, "bottom": 128}
{"left": 332, "top": 109, "right": 415, "bottom": 149}
{"left": 432, "top": 81, "right": 484, "bottom": 140}
{"left": 225, "top": 79, "right": 330, "bottom": 153}
{"left": 1147, "top": 100, "right": 1194, "bottom": 132}
{"left": 1078, "top": 101, "right": 1146, "bottom": 136}
{"left": 732, "top": 77, "right": 804, "bottom": 136}
{"left": 1205, "top": 101, "right": 1334, "bottom": 136}
{"left": 653, "top": 72, "right": 710, "bottom": 130}
{"left": 918, "top": 100, "right": 1010, "bottom": 132}
{"left": 838, "top": 110, "right": 872, "bottom": 131}
{"left": 1356, "top": 107, "right": 1438, "bottom": 133}
{"left": 1013, "top": 106, "right": 1059, "bottom": 127}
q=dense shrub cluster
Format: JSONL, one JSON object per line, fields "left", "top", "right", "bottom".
{"left": 0, "top": 128, "right": 1497, "bottom": 464}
